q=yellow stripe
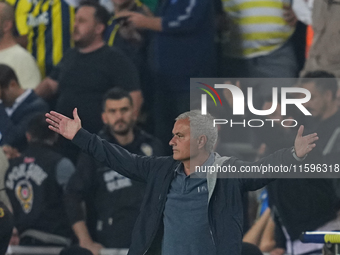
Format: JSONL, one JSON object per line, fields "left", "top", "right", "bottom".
{"left": 27, "top": 30, "right": 34, "bottom": 53}
{"left": 235, "top": 16, "right": 287, "bottom": 25}
{"left": 243, "top": 44, "right": 279, "bottom": 56}
{"left": 27, "top": 0, "right": 44, "bottom": 53}
{"left": 69, "top": 6, "right": 75, "bottom": 48}
{"left": 52, "top": 0, "right": 62, "bottom": 65}
{"left": 108, "top": 24, "right": 120, "bottom": 46}
{"left": 225, "top": 1, "right": 283, "bottom": 12}
{"left": 15, "top": 0, "right": 32, "bottom": 36}
{"left": 108, "top": 16, "right": 115, "bottom": 26}
{"left": 242, "top": 31, "right": 292, "bottom": 41}
{"left": 135, "top": 0, "right": 143, "bottom": 7}
{"left": 36, "top": 0, "right": 50, "bottom": 77}
{"left": 5, "top": 0, "right": 17, "bottom": 6}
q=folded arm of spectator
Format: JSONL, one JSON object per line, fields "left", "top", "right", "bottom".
{"left": 72, "top": 221, "right": 104, "bottom": 255}
{"left": 65, "top": 153, "right": 103, "bottom": 255}
{"left": 118, "top": 0, "right": 210, "bottom": 34}
{"left": 65, "top": 153, "right": 93, "bottom": 225}
{"left": 116, "top": 11, "right": 162, "bottom": 31}
{"left": 34, "top": 77, "right": 58, "bottom": 99}
{"left": 283, "top": 5, "right": 297, "bottom": 27}
{"left": 270, "top": 213, "right": 286, "bottom": 255}
{"left": 243, "top": 208, "right": 271, "bottom": 246}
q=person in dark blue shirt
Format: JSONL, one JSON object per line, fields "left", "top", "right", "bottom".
{"left": 116, "top": 0, "right": 216, "bottom": 149}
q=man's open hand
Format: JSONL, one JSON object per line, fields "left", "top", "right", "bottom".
{"left": 80, "top": 241, "right": 104, "bottom": 255}
{"left": 294, "top": 125, "right": 318, "bottom": 158}
{"left": 2, "top": 145, "right": 21, "bottom": 159}
{"left": 45, "top": 108, "right": 81, "bottom": 140}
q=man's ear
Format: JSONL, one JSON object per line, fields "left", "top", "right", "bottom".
{"left": 95, "top": 23, "right": 105, "bottom": 36}
{"left": 197, "top": 135, "right": 207, "bottom": 150}
{"left": 3, "top": 20, "right": 13, "bottom": 33}
{"left": 101, "top": 112, "right": 108, "bottom": 124}
{"left": 9, "top": 79, "right": 18, "bottom": 89}
{"left": 325, "top": 90, "right": 334, "bottom": 101}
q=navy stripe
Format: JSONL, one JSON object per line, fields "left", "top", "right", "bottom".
{"left": 45, "top": 6, "right": 53, "bottom": 75}
{"left": 31, "top": 26, "right": 38, "bottom": 60}
{"left": 61, "top": 0, "right": 71, "bottom": 54}
{"left": 31, "top": 1, "right": 44, "bottom": 65}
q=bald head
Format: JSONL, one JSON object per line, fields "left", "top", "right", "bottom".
{"left": 0, "top": 2, "right": 14, "bottom": 22}
{"left": 0, "top": 1, "right": 15, "bottom": 37}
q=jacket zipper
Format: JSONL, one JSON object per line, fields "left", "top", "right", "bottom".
{"left": 142, "top": 168, "right": 177, "bottom": 255}
{"left": 208, "top": 193, "right": 216, "bottom": 247}
{"left": 142, "top": 192, "right": 167, "bottom": 255}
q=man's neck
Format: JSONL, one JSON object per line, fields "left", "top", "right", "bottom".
{"left": 111, "top": 129, "right": 134, "bottom": 146}
{"left": 114, "top": 1, "right": 135, "bottom": 13}
{"left": 183, "top": 151, "right": 210, "bottom": 176}
{"left": 0, "top": 35, "right": 17, "bottom": 51}
{"left": 78, "top": 40, "right": 105, "bottom": 54}
{"left": 321, "top": 103, "right": 338, "bottom": 121}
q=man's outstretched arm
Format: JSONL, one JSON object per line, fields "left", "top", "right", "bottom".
{"left": 235, "top": 125, "right": 318, "bottom": 191}
{"left": 45, "top": 109, "right": 160, "bottom": 182}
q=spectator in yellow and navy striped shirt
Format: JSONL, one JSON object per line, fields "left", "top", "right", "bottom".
{"left": 6, "top": 0, "right": 75, "bottom": 77}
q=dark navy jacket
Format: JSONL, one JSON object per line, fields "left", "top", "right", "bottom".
{"left": 72, "top": 128, "right": 299, "bottom": 255}
{"left": 151, "top": 0, "right": 216, "bottom": 91}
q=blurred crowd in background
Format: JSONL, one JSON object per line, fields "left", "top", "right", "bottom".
{"left": 0, "top": 0, "right": 340, "bottom": 254}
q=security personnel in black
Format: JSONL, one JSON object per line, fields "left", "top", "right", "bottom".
{"left": 5, "top": 114, "right": 75, "bottom": 246}
{"left": 65, "top": 88, "right": 165, "bottom": 255}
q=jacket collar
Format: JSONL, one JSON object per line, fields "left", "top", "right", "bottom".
{"left": 207, "top": 153, "right": 230, "bottom": 203}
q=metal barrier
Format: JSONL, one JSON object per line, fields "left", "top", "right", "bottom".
{"left": 6, "top": 246, "right": 129, "bottom": 255}
{"left": 301, "top": 231, "right": 340, "bottom": 255}
{"left": 301, "top": 231, "right": 340, "bottom": 244}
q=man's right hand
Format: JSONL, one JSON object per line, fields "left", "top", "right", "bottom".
{"left": 270, "top": 248, "right": 285, "bottom": 255}
{"left": 73, "top": 221, "right": 104, "bottom": 255}
{"left": 46, "top": 108, "right": 82, "bottom": 140}
{"left": 80, "top": 240, "right": 104, "bottom": 255}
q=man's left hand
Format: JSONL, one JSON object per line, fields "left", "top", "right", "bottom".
{"left": 283, "top": 5, "right": 297, "bottom": 27}
{"left": 294, "top": 125, "right": 318, "bottom": 158}
{"left": 116, "top": 11, "right": 148, "bottom": 29}
{"left": 2, "top": 145, "right": 21, "bottom": 159}
{"left": 116, "top": 11, "right": 162, "bottom": 31}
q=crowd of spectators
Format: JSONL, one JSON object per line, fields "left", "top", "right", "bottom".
{"left": 0, "top": 0, "right": 340, "bottom": 254}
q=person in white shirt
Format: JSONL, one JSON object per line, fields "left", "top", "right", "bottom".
{"left": 0, "top": 2, "right": 41, "bottom": 89}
